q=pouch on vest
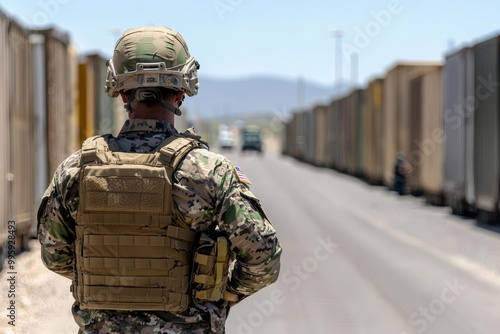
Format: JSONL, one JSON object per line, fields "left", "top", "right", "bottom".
{"left": 191, "top": 232, "right": 230, "bottom": 303}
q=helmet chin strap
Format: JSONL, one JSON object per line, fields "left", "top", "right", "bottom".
{"left": 160, "top": 99, "right": 182, "bottom": 116}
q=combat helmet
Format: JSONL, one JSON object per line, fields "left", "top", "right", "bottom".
{"left": 105, "top": 26, "right": 200, "bottom": 114}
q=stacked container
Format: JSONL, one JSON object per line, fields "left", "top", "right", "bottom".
{"left": 313, "top": 104, "right": 329, "bottom": 166}
{"left": 443, "top": 47, "right": 475, "bottom": 215}
{"left": 0, "top": 12, "right": 11, "bottom": 264}
{"left": 363, "top": 78, "right": 384, "bottom": 184}
{"left": 473, "top": 35, "right": 500, "bottom": 223}
{"left": 417, "top": 67, "right": 445, "bottom": 204}
{"left": 382, "top": 62, "right": 443, "bottom": 188}
{"left": 10, "top": 18, "right": 35, "bottom": 248}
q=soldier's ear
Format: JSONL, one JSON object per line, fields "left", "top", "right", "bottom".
{"left": 175, "top": 91, "right": 184, "bottom": 104}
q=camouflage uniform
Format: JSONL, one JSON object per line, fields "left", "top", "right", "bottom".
{"left": 38, "top": 119, "right": 282, "bottom": 334}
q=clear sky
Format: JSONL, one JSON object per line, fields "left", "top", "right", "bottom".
{"left": 0, "top": 0, "right": 499, "bottom": 87}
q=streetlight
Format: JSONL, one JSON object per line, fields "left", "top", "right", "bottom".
{"left": 330, "top": 30, "right": 344, "bottom": 90}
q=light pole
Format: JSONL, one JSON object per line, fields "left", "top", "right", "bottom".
{"left": 351, "top": 52, "right": 358, "bottom": 87}
{"left": 330, "top": 30, "right": 344, "bottom": 90}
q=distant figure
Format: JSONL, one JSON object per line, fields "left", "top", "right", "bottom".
{"left": 393, "top": 152, "right": 411, "bottom": 195}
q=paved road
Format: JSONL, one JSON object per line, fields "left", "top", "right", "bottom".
{"left": 222, "top": 150, "right": 500, "bottom": 334}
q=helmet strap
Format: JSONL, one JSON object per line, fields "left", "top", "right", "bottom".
{"left": 160, "top": 100, "right": 182, "bottom": 116}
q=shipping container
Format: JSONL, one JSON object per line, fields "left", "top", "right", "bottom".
{"left": 407, "top": 75, "right": 423, "bottom": 194}
{"left": 442, "top": 47, "right": 475, "bottom": 215}
{"left": 31, "top": 28, "right": 74, "bottom": 177}
{"left": 295, "top": 111, "right": 306, "bottom": 161}
{"left": 285, "top": 113, "right": 297, "bottom": 158}
{"left": 0, "top": 11, "right": 11, "bottom": 266}
{"left": 29, "top": 28, "right": 79, "bottom": 239}
{"left": 382, "top": 62, "right": 443, "bottom": 188}
{"left": 347, "top": 88, "right": 364, "bottom": 177}
{"left": 304, "top": 110, "right": 315, "bottom": 164}
{"left": 282, "top": 119, "right": 291, "bottom": 156}
{"left": 10, "top": 18, "right": 35, "bottom": 249}
{"left": 282, "top": 114, "right": 294, "bottom": 157}
{"left": 78, "top": 61, "right": 93, "bottom": 142}
{"left": 337, "top": 95, "right": 349, "bottom": 173}
{"left": 363, "top": 78, "right": 384, "bottom": 184}
{"left": 328, "top": 99, "right": 339, "bottom": 169}
{"left": 417, "top": 67, "right": 445, "bottom": 204}
{"left": 67, "top": 44, "right": 80, "bottom": 153}
{"left": 80, "top": 53, "right": 115, "bottom": 139}
{"left": 473, "top": 35, "right": 500, "bottom": 223}
{"left": 313, "top": 104, "right": 328, "bottom": 166}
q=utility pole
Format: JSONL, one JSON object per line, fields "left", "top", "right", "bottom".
{"left": 330, "top": 30, "right": 344, "bottom": 91}
{"left": 351, "top": 52, "right": 358, "bottom": 88}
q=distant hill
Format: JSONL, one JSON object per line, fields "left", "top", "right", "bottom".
{"left": 182, "top": 75, "right": 351, "bottom": 120}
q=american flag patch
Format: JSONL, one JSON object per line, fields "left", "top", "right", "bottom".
{"left": 234, "top": 166, "right": 252, "bottom": 185}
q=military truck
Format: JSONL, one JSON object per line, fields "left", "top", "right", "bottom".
{"left": 241, "top": 125, "right": 263, "bottom": 153}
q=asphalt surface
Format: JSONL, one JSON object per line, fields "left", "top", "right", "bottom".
{"left": 222, "top": 150, "right": 500, "bottom": 334}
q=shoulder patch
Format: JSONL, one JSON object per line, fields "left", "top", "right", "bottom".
{"left": 234, "top": 166, "right": 252, "bottom": 185}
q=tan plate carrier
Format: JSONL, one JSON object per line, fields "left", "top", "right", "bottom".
{"left": 73, "top": 133, "right": 203, "bottom": 312}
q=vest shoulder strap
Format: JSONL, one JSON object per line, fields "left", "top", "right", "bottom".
{"left": 156, "top": 132, "right": 204, "bottom": 169}
{"left": 80, "top": 131, "right": 204, "bottom": 168}
{"left": 80, "top": 135, "right": 113, "bottom": 165}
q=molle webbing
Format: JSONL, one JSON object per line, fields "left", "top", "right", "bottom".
{"left": 191, "top": 234, "right": 230, "bottom": 302}
{"left": 74, "top": 134, "right": 202, "bottom": 312}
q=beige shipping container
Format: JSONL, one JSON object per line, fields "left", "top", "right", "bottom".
{"left": 79, "top": 54, "right": 114, "bottom": 142}
{"left": 295, "top": 111, "right": 306, "bottom": 161}
{"left": 67, "top": 44, "right": 81, "bottom": 152}
{"left": 78, "top": 61, "right": 94, "bottom": 142}
{"left": 330, "top": 99, "right": 340, "bottom": 169}
{"left": 419, "top": 67, "right": 444, "bottom": 203}
{"left": 350, "top": 89, "right": 364, "bottom": 177}
{"left": 346, "top": 90, "right": 357, "bottom": 175}
{"left": 85, "top": 54, "right": 115, "bottom": 136}
{"left": 407, "top": 66, "right": 444, "bottom": 198}
{"left": 0, "top": 12, "right": 10, "bottom": 255}
{"left": 10, "top": 18, "right": 35, "bottom": 244}
{"left": 382, "top": 62, "right": 442, "bottom": 187}
{"left": 407, "top": 75, "right": 424, "bottom": 194}
{"left": 324, "top": 101, "right": 335, "bottom": 168}
{"left": 286, "top": 119, "right": 295, "bottom": 157}
{"left": 313, "top": 104, "right": 328, "bottom": 166}
{"left": 337, "top": 95, "right": 349, "bottom": 173}
{"left": 363, "top": 78, "right": 384, "bottom": 184}
{"left": 34, "top": 28, "right": 73, "bottom": 176}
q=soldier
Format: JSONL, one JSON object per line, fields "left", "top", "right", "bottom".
{"left": 37, "top": 26, "right": 282, "bottom": 334}
{"left": 393, "top": 152, "right": 412, "bottom": 196}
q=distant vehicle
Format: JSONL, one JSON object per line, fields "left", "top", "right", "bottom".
{"left": 218, "top": 130, "right": 235, "bottom": 150}
{"left": 241, "top": 126, "right": 263, "bottom": 153}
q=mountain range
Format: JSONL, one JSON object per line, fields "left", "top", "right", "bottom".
{"left": 182, "top": 75, "right": 351, "bottom": 120}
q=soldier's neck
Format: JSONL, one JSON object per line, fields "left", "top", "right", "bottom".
{"left": 129, "top": 107, "right": 175, "bottom": 124}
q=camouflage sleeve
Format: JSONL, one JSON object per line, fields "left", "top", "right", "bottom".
{"left": 173, "top": 149, "right": 282, "bottom": 301}
{"left": 37, "top": 151, "right": 81, "bottom": 280}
